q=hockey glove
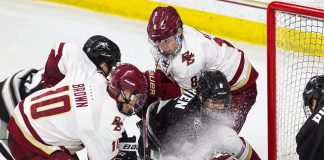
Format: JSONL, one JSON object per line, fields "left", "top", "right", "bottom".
{"left": 116, "top": 131, "right": 138, "bottom": 160}
{"left": 144, "top": 70, "right": 162, "bottom": 98}
{"left": 144, "top": 70, "right": 181, "bottom": 100}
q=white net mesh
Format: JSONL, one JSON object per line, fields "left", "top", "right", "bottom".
{"left": 275, "top": 10, "right": 324, "bottom": 160}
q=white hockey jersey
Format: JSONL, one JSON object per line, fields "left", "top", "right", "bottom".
{"left": 151, "top": 25, "right": 258, "bottom": 93}
{"left": 7, "top": 43, "right": 124, "bottom": 160}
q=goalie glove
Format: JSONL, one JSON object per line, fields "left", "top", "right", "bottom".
{"left": 116, "top": 131, "right": 137, "bottom": 160}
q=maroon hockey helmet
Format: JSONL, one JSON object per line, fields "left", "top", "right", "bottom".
{"left": 107, "top": 63, "right": 148, "bottom": 115}
{"left": 147, "top": 6, "right": 183, "bottom": 42}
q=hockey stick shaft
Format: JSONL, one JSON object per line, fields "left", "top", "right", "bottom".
{"left": 142, "top": 110, "right": 149, "bottom": 160}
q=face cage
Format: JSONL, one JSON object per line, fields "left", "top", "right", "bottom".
{"left": 303, "top": 93, "right": 324, "bottom": 118}
{"left": 117, "top": 84, "right": 146, "bottom": 116}
{"left": 149, "top": 33, "right": 182, "bottom": 61}
{"left": 199, "top": 95, "right": 231, "bottom": 112}
{"left": 303, "top": 103, "right": 313, "bottom": 119}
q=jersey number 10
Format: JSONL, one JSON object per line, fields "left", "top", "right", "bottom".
{"left": 30, "top": 86, "right": 71, "bottom": 119}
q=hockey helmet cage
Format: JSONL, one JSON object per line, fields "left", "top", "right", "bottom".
{"left": 107, "top": 63, "right": 148, "bottom": 115}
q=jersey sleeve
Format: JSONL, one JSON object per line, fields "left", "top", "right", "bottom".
{"left": 296, "top": 109, "right": 324, "bottom": 160}
{"left": 236, "top": 137, "right": 261, "bottom": 160}
{"left": 205, "top": 37, "right": 258, "bottom": 93}
{"left": 213, "top": 125, "right": 245, "bottom": 156}
{"left": 79, "top": 130, "right": 119, "bottom": 160}
{"left": 208, "top": 125, "right": 260, "bottom": 160}
{"left": 43, "top": 42, "right": 87, "bottom": 87}
{"left": 156, "top": 69, "right": 182, "bottom": 100}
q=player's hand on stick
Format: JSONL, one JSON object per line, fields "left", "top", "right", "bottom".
{"left": 116, "top": 131, "right": 138, "bottom": 160}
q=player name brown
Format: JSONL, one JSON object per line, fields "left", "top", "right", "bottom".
{"left": 72, "top": 83, "right": 88, "bottom": 107}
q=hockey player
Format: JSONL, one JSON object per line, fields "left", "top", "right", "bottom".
{"left": 42, "top": 36, "right": 138, "bottom": 159}
{"left": 296, "top": 75, "right": 324, "bottom": 160}
{"left": 0, "top": 35, "right": 141, "bottom": 159}
{"left": 145, "top": 6, "right": 259, "bottom": 132}
{"left": 6, "top": 42, "right": 148, "bottom": 159}
{"left": 43, "top": 35, "right": 121, "bottom": 87}
{"left": 139, "top": 70, "right": 260, "bottom": 160}
{"left": 0, "top": 35, "right": 121, "bottom": 123}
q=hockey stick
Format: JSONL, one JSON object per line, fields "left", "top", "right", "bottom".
{"left": 142, "top": 110, "right": 149, "bottom": 160}
{"left": 0, "top": 140, "right": 13, "bottom": 160}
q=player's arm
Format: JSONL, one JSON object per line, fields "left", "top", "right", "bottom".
{"left": 206, "top": 36, "right": 258, "bottom": 94}
{"left": 149, "top": 48, "right": 183, "bottom": 100}
{"left": 138, "top": 69, "right": 183, "bottom": 118}
{"left": 296, "top": 112, "right": 324, "bottom": 160}
{"left": 211, "top": 126, "right": 260, "bottom": 160}
{"left": 234, "top": 137, "right": 260, "bottom": 160}
{"left": 144, "top": 69, "right": 182, "bottom": 100}
{"left": 43, "top": 43, "right": 87, "bottom": 87}
{"left": 79, "top": 130, "right": 119, "bottom": 160}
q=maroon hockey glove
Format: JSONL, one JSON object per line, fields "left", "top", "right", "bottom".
{"left": 144, "top": 70, "right": 181, "bottom": 100}
{"left": 160, "top": 80, "right": 181, "bottom": 100}
{"left": 144, "top": 70, "right": 162, "bottom": 98}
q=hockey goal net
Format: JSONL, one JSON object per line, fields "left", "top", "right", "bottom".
{"left": 267, "top": 1, "right": 324, "bottom": 160}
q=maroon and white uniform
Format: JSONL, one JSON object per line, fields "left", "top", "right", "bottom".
{"left": 151, "top": 25, "right": 259, "bottom": 132}
{"left": 7, "top": 43, "right": 124, "bottom": 159}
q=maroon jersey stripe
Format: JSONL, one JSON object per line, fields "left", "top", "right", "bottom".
{"left": 229, "top": 50, "right": 245, "bottom": 86}
{"left": 57, "top": 43, "right": 65, "bottom": 57}
{"left": 18, "top": 101, "right": 47, "bottom": 145}
{"left": 232, "top": 66, "right": 258, "bottom": 94}
{"left": 43, "top": 43, "right": 66, "bottom": 87}
{"left": 7, "top": 113, "right": 51, "bottom": 157}
{"left": 31, "top": 86, "right": 69, "bottom": 101}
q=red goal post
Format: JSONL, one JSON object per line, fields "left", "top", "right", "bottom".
{"left": 267, "top": 1, "right": 324, "bottom": 160}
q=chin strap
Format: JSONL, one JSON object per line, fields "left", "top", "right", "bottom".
{"left": 117, "top": 102, "right": 134, "bottom": 116}
{"left": 117, "top": 83, "right": 135, "bottom": 116}
{"left": 174, "top": 33, "right": 182, "bottom": 54}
